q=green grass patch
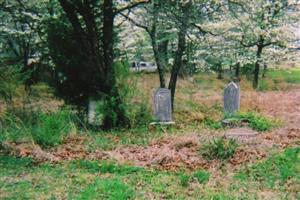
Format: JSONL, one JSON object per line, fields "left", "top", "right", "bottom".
{"left": 200, "top": 138, "right": 238, "bottom": 160}
{"left": 203, "top": 118, "right": 223, "bottom": 130}
{"left": 178, "top": 172, "right": 190, "bottom": 187}
{"left": 72, "top": 160, "right": 144, "bottom": 175}
{"left": 32, "top": 110, "right": 75, "bottom": 148}
{"left": 236, "top": 147, "right": 300, "bottom": 188}
{"left": 0, "top": 155, "right": 33, "bottom": 172}
{"left": 268, "top": 68, "right": 300, "bottom": 84}
{"left": 77, "top": 178, "right": 135, "bottom": 200}
{"left": 193, "top": 170, "right": 210, "bottom": 184}
{"left": 0, "top": 109, "right": 76, "bottom": 148}
{"left": 223, "top": 111, "right": 280, "bottom": 131}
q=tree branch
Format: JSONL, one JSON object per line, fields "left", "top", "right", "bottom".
{"left": 119, "top": 12, "right": 150, "bottom": 33}
{"left": 114, "top": 0, "right": 150, "bottom": 16}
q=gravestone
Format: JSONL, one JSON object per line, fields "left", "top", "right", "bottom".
{"left": 224, "top": 81, "right": 240, "bottom": 114}
{"left": 88, "top": 99, "right": 97, "bottom": 125}
{"left": 152, "top": 88, "right": 174, "bottom": 124}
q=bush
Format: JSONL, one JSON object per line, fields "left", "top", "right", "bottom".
{"left": 31, "top": 109, "right": 75, "bottom": 148}
{"left": 0, "top": 108, "right": 75, "bottom": 148}
{"left": 200, "top": 138, "right": 238, "bottom": 160}
{"left": 93, "top": 61, "right": 152, "bottom": 129}
{"left": 0, "top": 64, "right": 24, "bottom": 108}
{"left": 0, "top": 109, "right": 39, "bottom": 143}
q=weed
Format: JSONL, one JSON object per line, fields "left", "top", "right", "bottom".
{"left": 201, "top": 138, "right": 238, "bottom": 160}
{"left": 236, "top": 147, "right": 300, "bottom": 188}
{"left": 77, "top": 178, "right": 135, "bottom": 200}
{"left": 193, "top": 170, "right": 210, "bottom": 184}
{"left": 0, "top": 155, "right": 33, "bottom": 172}
{"left": 31, "top": 109, "right": 75, "bottom": 148}
{"left": 74, "top": 160, "right": 143, "bottom": 175}
{"left": 178, "top": 173, "right": 190, "bottom": 187}
{"left": 235, "top": 112, "right": 279, "bottom": 131}
{"left": 204, "top": 118, "right": 223, "bottom": 130}
{"left": 223, "top": 112, "right": 280, "bottom": 131}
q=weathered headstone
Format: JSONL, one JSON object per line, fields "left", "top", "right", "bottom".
{"left": 88, "top": 99, "right": 97, "bottom": 125}
{"left": 224, "top": 81, "right": 240, "bottom": 114}
{"left": 152, "top": 88, "right": 174, "bottom": 124}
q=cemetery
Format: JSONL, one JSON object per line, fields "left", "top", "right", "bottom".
{"left": 0, "top": 1, "right": 300, "bottom": 199}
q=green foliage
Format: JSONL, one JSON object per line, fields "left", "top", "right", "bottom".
{"left": 230, "top": 112, "right": 280, "bottom": 132}
{"left": 78, "top": 178, "right": 135, "bottom": 200}
{"left": 31, "top": 109, "right": 75, "bottom": 148}
{"left": 268, "top": 68, "right": 300, "bottom": 84}
{"left": 193, "top": 170, "right": 210, "bottom": 184}
{"left": 0, "top": 156, "right": 33, "bottom": 172}
{"left": 94, "top": 61, "right": 152, "bottom": 128}
{"left": 204, "top": 118, "right": 223, "bottom": 130}
{"left": 0, "top": 64, "right": 24, "bottom": 104}
{"left": 201, "top": 138, "right": 238, "bottom": 160}
{"left": 236, "top": 147, "right": 300, "bottom": 188}
{"left": 178, "top": 173, "right": 190, "bottom": 187}
{"left": 0, "top": 109, "right": 75, "bottom": 148}
{"left": 46, "top": 15, "right": 92, "bottom": 107}
{"left": 74, "top": 160, "right": 144, "bottom": 175}
{"left": 0, "top": 109, "right": 39, "bottom": 143}
{"left": 0, "top": 150, "right": 298, "bottom": 199}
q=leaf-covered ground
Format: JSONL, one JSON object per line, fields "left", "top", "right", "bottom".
{"left": 1, "top": 70, "right": 300, "bottom": 199}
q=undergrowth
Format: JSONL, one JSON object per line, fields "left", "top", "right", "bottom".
{"left": 200, "top": 137, "right": 238, "bottom": 160}
{"left": 0, "top": 108, "right": 76, "bottom": 148}
{"left": 226, "top": 112, "right": 280, "bottom": 131}
{"left": 235, "top": 147, "right": 300, "bottom": 189}
{"left": 204, "top": 111, "right": 280, "bottom": 132}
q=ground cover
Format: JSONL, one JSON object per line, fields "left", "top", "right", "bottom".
{"left": 1, "top": 68, "right": 300, "bottom": 199}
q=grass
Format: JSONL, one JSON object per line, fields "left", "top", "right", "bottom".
{"left": 77, "top": 178, "right": 135, "bottom": 200}
{"left": 225, "top": 112, "right": 281, "bottom": 132}
{"left": 234, "top": 147, "right": 300, "bottom": 199}
{"left": 1, "top": 67, "right": 300, "bottom": 199}
{"left": 0, "top": 109, "right": 76, "bottom": 148}
{"left": 200, "top": 138, "right": 238, "bottom": 160}
{"left": 193, "top": 170, "right": 210, "bottom": 184}
{"left": 236, "top": 147, "right": 300, "bottom": 187}
{"left": 178, "top": 172, "right": 190, "bottom": 187}
{"left": 1, "top": 147, "right": 299, "bottom": 199}
{"left": 258, "top": 68, "right": 300, "bottom": 91}
{"left": 268, "top": 68, "right": 300, "bottom": 84}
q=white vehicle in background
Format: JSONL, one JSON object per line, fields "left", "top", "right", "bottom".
{"left": 130, "top": 61, "right": 157, "bottom": 72}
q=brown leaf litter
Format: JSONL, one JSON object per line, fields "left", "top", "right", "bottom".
{"left": 1, "top": 88, "right": 300, "bottom": 171}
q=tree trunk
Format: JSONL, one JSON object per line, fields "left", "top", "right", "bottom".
{"left": 168, "top": 27, "right": 187, "bottom": 110}
{"left": 151, "top": 38, "right": 166, "bottom": 88}
{"left": 102, "top": 0, "right": 128, "bottom": 129}
{"left": 235, "top": 62, "right": 240, "bottom": 81}
{"left": 262, "top": 63, "right": 267, "bottom": 78}
{"left": 217, "top": 63, "right": 223, "bottom": 79}
{"left": 59, "top": 0, "right": 129, "bottom": 129}
{"left": 253, "top": 45, "right": 263, "bottom": 89}
{"left": 149, "top": 1, "right": 167, "bottom": 88}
